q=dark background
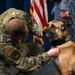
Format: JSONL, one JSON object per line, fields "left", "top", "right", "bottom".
{"left": 0, "top": 0, "right": 56, "bottom": 75}
{"left": 0, "top": 0, "right": 54, "bottom": 51}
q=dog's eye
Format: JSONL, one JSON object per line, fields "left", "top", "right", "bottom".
{"left": 61, "top": 25, "right": 65, "bottom": 31}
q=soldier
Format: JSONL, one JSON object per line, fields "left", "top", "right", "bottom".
{"left": 60, "top": 0, "right": 75, "bottom": 22}
{"left": 0, "top": 8, "right": 43, "bottom": 37}
{"left": 60, "top": 0, "right": 75, "bottom": 40}
{"left": 0, "top": 8, "right": 59, "bottom": 75}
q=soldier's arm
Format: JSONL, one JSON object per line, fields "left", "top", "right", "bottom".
{"left": 0, "top": 42, "right": 51, "bottom": 71}
{"left": 15, "top": 52, "right": 50, "bottom": 71}
{"left": 29, "top": 21, "right": 43, "bottom": 37}
{"left": 15, "top": 41, "right": 60, "bottom": 72}
{"left": 22, "top": 12, "right": 43, "bottom": 37}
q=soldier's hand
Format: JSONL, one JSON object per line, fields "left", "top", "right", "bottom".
{"left": 47, "top": 47, "right": 59, "bottom": 57}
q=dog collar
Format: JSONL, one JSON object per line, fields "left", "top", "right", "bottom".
{"left": 52, "top": 35, "right": 70, "bottom": 46}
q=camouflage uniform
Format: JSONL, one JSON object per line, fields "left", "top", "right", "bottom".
{"left": 0, "top": 8, "right": 51, "bottom": 75}
{"left": 0, "top": 8, "right": 43, "bottom": 37}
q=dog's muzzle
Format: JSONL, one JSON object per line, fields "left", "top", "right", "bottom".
{"left": 43, "top": 30, "right": 54, "bottom": 38}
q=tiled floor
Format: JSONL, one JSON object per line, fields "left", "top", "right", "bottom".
{"left": 31, "top": 61, "right": 56, "bottom": 75}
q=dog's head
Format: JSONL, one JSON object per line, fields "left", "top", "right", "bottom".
{"left": 43, "top": 20, "right": 69, "bottom": 41}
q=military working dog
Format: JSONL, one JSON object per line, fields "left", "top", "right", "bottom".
{"left": 43, "top": 20, "right": 75, "bottom": 75}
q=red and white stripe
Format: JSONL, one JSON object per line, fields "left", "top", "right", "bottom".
{"left": 30, "top": 0, "right": 48, "bottom": 30}
{"left": 30, "top": 0, "right": 48, "bottom": 45}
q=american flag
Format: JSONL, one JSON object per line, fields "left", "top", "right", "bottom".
{"left": 30, "top": 0, "right": 48, "bottom": 45}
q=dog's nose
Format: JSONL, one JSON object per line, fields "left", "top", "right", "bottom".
{"left": 43, "top": 30, "right": 54, "bottom": 38}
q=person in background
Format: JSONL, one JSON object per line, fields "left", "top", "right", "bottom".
{"left": 51, "top": 0, "right": 75, "bottom": 40}
{"left": 60, "top": 0, "right": 75, "bottom": 40}
{"left": 0, "top": 8, "right": 43, "bottom": 38}
{"left": 60, "top": 0, "right": 75, "bottom": 22}
{"left": 0, "top": 8, "right": 59, "bottom": 75}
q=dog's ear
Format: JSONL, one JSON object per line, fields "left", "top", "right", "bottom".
{"left": 47, "top": 22, "right": 56, "bottom": 28}
{"left": 51, "top": 24, "right": 56, "bottom": 28}
{"left": 61, "top": 23, "right": 71, "bottom": 31}
{"left": 64, "top": 23, "right": 71, "bottom": 27}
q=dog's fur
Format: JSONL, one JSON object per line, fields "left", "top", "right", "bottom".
{"left": 43, "top": 20, "right": 75, "bottom": 75}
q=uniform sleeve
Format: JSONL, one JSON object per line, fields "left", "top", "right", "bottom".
{"left": 0, "top": 8, "right": 15, "bottom": 20}
{"left": 60, "top": 0, "right": 71, "bottom": 10}
{"left": 0, "top": 42, "right": 51, "bottom": 72}
{"left": 22, "top": 12, "right": 43, "bottom": 36}
{"left": 29, "top": 22, "right": 43, "bottom": 36}
{"left": 15, "top": 52, "right": 51, "bottom": 71}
